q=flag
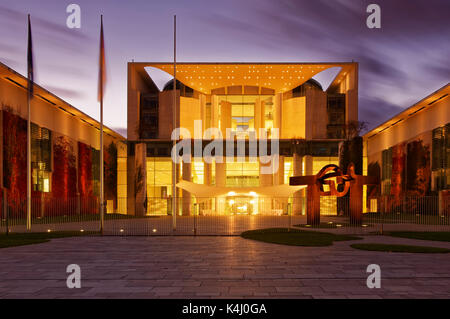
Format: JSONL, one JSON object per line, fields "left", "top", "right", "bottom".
{"left": 27, "top": 14, "right": 34, "bottom": 99}
{"left": 98, "top": 15, "right": 106, "bottom": 102}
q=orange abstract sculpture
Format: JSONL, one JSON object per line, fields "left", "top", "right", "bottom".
{"left": 289, "top": 163, "right": 378, "bottom": 225}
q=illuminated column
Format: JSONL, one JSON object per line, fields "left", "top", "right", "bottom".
{"left": 0, "top": 108, "right": 3, "bottom": 191}
{"left": 204, "top": 161, "right": 212, "bottom": 186}
{"left": 303, "top": 155, "right": 314, "bottom": 216}
{"left": 293, "top": 153, "right": 303, "bottom": 215}
{"left": 182, "top": 159, "right": 191, "bottom": 216}
{"left": 273, "top": 156, "right": 287, "bottom": 212}
{"left": 259, "top": 158, "right": 273, "bottom": 214}
{"left": 273, "top": 93, "right": 282, "bottom": 134}
{"left": 215, "top": 161, "right": 226, "bottom": 214}
{"left": 259, "top": 159, "right": 273, "bottom": 187}
{"left": 220, "top": 101, "right": 231, "bottom": 137}
{"left": 134, "top": 143, "right": 147, "bottom": 216}
{"left": 215, "top": 162, "right": 226, "bottom": 187}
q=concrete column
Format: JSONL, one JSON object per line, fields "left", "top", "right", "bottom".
{"left": 303, "top": 155, "right": 313, "bottom": 175}
{"left": 259, "top": 159, "right": 273, "bottom": 187}
{"left": 273, "top": 156, "right": 287, "bottom": 212}
{"left": 0, "top": 108, "right": 3, "bottom": 190}
{"left": 134, "top": 143, "right": 147, "bottom": 216}
{"left": 274, "top": 93, "right": 282, "bottom": 134}
{"left": 259, "top": 158, "right": 273, "bottom": 214}
{"left": 293, "top": 153, "right": 303, "bottom": 215}
{"left": 215, "top": 161, "right": 226, "bottom": 214}
{"left": 204, "top": 161, "right": 212, "bottom": 186}
{"left": 273, "top": 155, "right": 285, "bottom": 186}
{"left": 182, "top": 160, "right": 192, "bottom": 216}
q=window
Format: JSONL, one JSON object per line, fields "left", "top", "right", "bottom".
{"left": 31, "top": 123, "right": 51, "bottom": 192}
{"left": 226, "top": 158, "right": 259, "bottom": 187}
{"left": 92, "top": 148, "right": 100, "bottom": 196}
{"left": 381, "top": 148, "right": 392, "bottom": 195}
{"left": 432, "top": 123, "right": 450, "bottom": 190}
{"left": 140, "top": 93, "right": 159, "bottom": 139}
{"left": 327, "top": 94, "right": 346, "bottom": 139}
{"left": 146, "top": 157, "right": 173, "bottom": 215}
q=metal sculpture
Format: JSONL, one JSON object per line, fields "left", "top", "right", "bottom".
{"left": 289, "top": 163, "right": 378, "bottom": 225}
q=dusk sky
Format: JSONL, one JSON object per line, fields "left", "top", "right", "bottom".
{"left": 0, "top": 0, "right": 449, "bottom": 136}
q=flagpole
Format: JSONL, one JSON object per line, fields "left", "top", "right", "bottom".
{"left": 26, "top": 80, "right": 31, "bottom": 231}
{"left": 172, "top": 15, "right": 177, "bottom": 231}
{"left": 99, "top": 15, "right": 105, "bottom": 235}
{"left": 26, "top": 14, "right": 32, "bottom": 231}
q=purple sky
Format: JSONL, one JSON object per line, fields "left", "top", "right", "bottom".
{"left": 0, "top": 0, "right": 449, "bottom": 136}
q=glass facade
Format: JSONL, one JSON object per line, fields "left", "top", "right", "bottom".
{"left": 31, "top": 123, "right": 51, "bottom": 192}
{"left": 225, "top": 159, "right": 259, "bottom": 187}
{"left": 381, "top": 148, "right": 393, "bottom": 195}
{"left": 326, "top": 94, "right": 346, "bottom": 139}
{"left": 432, "top": 123, "right": 450, "bottom": 190}
{"left": 146, "top": 157, "right": 173, "bottom": 215}
{"left": 216, "top": 94, "right": 275, "bottom": 138}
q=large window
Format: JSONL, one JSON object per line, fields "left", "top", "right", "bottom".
{"left": 140, "top": 93, "right": 158, "bottom": 139}
{"left": 326, "top": 94, "right": 346, "bottom": 139}
{"left": 381, "top": 148, "right": 393, "bottom": 195}
{"left": 432, "top": 123, "right": 450, "bottom": 190}
{"left": 217, "top": 94, "right": 275, "bottom": 138}
{"left": 92, "top": 148, "right": 100, "bottom": 196}
{"left": 146, "top": 157, "right": 173, "bottom": 215}
{"left": 31, "top": 123, "right": 51, "bottom": 192}
{"left": 226, "top": 158, "right": 259, "bottom": 187}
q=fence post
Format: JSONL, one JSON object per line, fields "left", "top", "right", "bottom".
{"left": 288, "top": 202, "right": 292, "bottom": 232}
{"left": 194, "top": 203, "right": 197, "bottom": 236}
{"left": 3, "top": 190, "right": 8, "bottom": 236}
{"left": 380, "top": 196, "right": 385, "bottom": 235}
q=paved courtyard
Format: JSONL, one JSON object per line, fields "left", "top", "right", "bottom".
{"left": 0, "top": 235, "right": 450, "bottom": 299}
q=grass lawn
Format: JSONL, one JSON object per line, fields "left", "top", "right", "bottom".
{"left": 1, "top": 213, "right": 159, "bottom": 226}
{"left": 350, "top": 243, "right": 450, "bottom": 253}
{"left": 241, "top": 228, "right": 361, "bottom": 246}
{"left": 362, "top": 213, "right": 449, "bottom": 225}
{"left": 386, "top": 231, "right": 450, "bottom": 242}
{"left": 294, "top": 222, "right": 372, "bottom": 229}
{"left": 0, "top": 231, "right": 98, "bottom": 249}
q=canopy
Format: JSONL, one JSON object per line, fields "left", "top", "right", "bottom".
{"left": 176, "top": 180, "right": 306, "bottom": 199}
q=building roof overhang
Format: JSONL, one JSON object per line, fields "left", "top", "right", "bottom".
{"left": 131, "top": 62, "right": 357, "bottom": 94}
{"left": 363, "top": 83, "right": 450, "bottom": 139}
{"left": 0, "top": 61, "right": 125, "bottom": 141}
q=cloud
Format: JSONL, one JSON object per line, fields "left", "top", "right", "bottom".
{"left": 43, "top": 85, "right": 86, "bottom": 100}
{"left": 197, "top": 0, "right": 449, "bottom": 128}
{"left": 0, "top": 5, "right": 93, "bottom": 52}
{"left": 111, "top": 127, "right": 127, "bottom": 137}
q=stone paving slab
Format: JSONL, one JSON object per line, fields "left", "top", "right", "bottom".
{"left": 0, "top": 235, "right": 449, "bottom": 298}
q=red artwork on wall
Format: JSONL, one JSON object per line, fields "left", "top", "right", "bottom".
{"left": 78, "top": 141, "right": 93, "bottom": 197}
{"left": 52, "top": 135, "right": 77, "bottom": 198}
{"left": 390, "top": 143, "right": 406, "bottom": 207}
{"left": 2, "top": 109, "right": 27, "bottom": 216}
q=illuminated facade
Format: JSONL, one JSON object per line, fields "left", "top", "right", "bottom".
{"left": 127, "top": 62, "right": 359, "bottom": 216}
{"left": 0, "top": 62, "right": 127, "bottom": 215}
{"left": 363, "top": 84, "right": 450, "bottom": 212}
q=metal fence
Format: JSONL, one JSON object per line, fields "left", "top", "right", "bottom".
{"left": 1, "top": 192, "right": 449, "bottom": 236}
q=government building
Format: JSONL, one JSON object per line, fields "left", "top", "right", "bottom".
{"left": 127, "top": 62, "right": 359, "bottom": 216}
{"left": 363, "top": 83, "right": 449, "bottom": 214}
{"left": 2, "top": 59, "right": 447, "bottom": 219}
{"left": 0, "top": 62, "right": 127, "bottom": 217}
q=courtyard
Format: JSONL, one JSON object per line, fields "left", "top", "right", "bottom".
{"left": 0, "top": 234, "right": 449, "bottom": 299}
